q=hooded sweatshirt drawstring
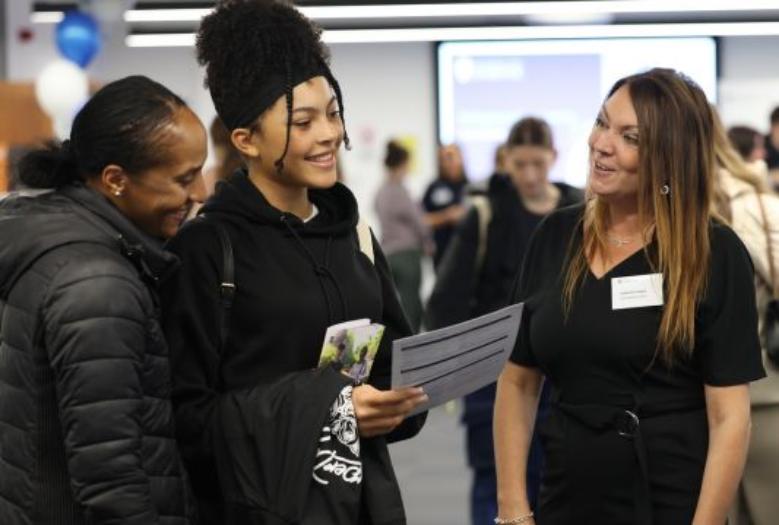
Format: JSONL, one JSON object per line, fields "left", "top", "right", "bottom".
{"left": 323, "top": 236, "right": 351, "bottom": 318}
{"left": 280, "top": 215, "right": 349, "bottom": 323}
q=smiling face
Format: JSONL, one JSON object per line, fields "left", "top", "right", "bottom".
{"left": 249, "top": 76, "right": 344, "bottom": 189}
{"left": 588, "top": 85, "right": 641, "bottom": 202}
{"left": 115, "top": 107, "right": 208, "bottom": 239}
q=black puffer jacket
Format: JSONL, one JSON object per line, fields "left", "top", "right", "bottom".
{"left": 0, "top": 184, "right": 194, "bottom": 525}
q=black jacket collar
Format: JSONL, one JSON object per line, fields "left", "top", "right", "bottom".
{"left": 60, "top": 183, "right": 179, "bottom": 283}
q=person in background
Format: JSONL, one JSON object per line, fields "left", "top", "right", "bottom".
{"left": 0, "top": 75, "right": 207, "bottom": 525}
{"left": 423, "top": 143, "right": 469, "bottom": 268}
{"left": 466, "top": 144, "right": 510, "bottom": 198}
{"left": 375, "top": 139, "right": 432, "bottom": 332}
{"left": 492, "top": 143, "right": 510, "bottom": 179}
{"left": 494, "top": 68, "right": 764, "bottom": 525}
{"left": 764, "top": 106, "right": 779, "bottom": 190}
{"left": 205, "top": 115, "right": 243, "bottom": 193}
{"left": 161, "top": 2, "right": 427, "bottom": 523}
{"left": 728, "top": 125, "right": 768, "bottom": 179}
{"left": 426, "top": 118, "right": 582, "bottom": 525}
{"left": 712, "top": 108, "right": 779, "bottom": 525}
{"left": 187, "top": 116, "right": 244, "bottom": 220}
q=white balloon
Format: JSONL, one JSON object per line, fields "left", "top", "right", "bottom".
{"left": 35, "top": 59, "right": 89, "bottom": 137}
{"left": 52, "top": 116, "right": 73, "bottom": 141}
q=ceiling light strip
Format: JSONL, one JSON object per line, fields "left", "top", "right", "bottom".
{"left": 32, "top": 0, "right": 779, "bottom": 25}
{"left": 125, "top": 33, "right": 196, "bottom": 47}
{"left": 302, "top": 0, "right": 779, "bottom": 19}
{"left": 124, "top": 22, "right": 779, "bottom": 47}
{"left": 30, "top": 11, "right": 64, "bottom": 24}
{"left": 124, "top": 8, "right": 210, "bottom": 23}
{"left": 321, "top": 22, "right": 779, "bottom": 43}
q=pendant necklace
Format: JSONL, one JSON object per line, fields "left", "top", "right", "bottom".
{"left": 607, "top": 235, "right": 634, "bottom": 247}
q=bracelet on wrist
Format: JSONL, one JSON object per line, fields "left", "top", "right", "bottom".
{"left": 494, "top": 512, "right": 534, "bottom": 524}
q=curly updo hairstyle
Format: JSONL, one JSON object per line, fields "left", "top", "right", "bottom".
{"left": 196, "top": 0, "right": 350, "bottom": 173}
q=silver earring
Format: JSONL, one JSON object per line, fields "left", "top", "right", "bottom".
{"left": 660, "top": 184, "right": 670, "bottom": 195}
{"left": 113, "top": 189, "right": 123, "bottom": 197}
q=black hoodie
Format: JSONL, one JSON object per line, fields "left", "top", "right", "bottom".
{"left": 160, "top": 171, "right": 425, "bottom": 525}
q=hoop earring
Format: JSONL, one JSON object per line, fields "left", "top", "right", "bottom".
{"left": 660, "top": 184, "right": 670, "bottom": 195}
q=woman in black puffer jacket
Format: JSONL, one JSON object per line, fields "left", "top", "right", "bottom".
{"left": 0, "top": 75, "right": 207, "bottom": 525}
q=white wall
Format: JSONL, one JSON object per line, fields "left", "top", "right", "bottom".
{"left": 718, "top": 36, "right": 779, "bottom": 133}
{"left": 330, "top": 42, "right": 436, "bottom": 228}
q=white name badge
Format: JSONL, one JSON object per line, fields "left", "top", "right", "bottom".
{"left": 611, "top": 273, "right": 664, "bottom": 310}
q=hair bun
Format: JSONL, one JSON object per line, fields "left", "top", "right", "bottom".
{"left": 384, "top": 140, "right": 410, "bottom": 169}
{"left": 17, "top": 140, "right": 80, "bottom": 189}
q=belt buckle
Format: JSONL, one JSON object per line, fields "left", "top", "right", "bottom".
{"left": 615, "top": 409, "right": 640, "bottom": 439}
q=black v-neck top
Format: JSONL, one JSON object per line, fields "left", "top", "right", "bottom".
{"left": 508, "top": 203, "right": 765, "bottom": 523}
{"left": 511, "top": 204, "right": 764, "bottom": 397}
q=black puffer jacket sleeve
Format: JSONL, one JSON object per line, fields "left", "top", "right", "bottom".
{"left": 42, "top": 254, "right": 159, "bottom": 525}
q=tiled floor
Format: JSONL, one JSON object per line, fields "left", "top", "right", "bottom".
{"left": 389, "top": 403, "right": 471, "bottom": 524}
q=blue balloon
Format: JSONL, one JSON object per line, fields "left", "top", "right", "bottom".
{"left": 56, "top": 10, "right": 101, "bottom": 68}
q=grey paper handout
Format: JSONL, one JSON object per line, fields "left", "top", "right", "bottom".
{"left": 391, "top": 303, "right": 524, "bottom": 416}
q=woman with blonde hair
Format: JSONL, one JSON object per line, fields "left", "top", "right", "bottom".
{"left": 711, "top": 107, "right": 779, "bottom": 525}
{"left": 493, "top": 69, "right": 764, "bottom": 525}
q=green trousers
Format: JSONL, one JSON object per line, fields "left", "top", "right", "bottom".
{"left": 387, "top": 249, "right": 423, "bottom": 332}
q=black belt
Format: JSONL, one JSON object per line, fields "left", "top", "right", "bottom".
{"left": 551, "top": 394, "right": 705, "bottom": 525}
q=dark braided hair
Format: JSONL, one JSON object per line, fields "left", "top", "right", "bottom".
{"left": 196, "top": 0, "right": 350, "bottom": 174}
{"left": 322, "top": 61, "right": 350, "bottom": 150}
{"left": 275, "top": 56, "right": 294, "bottom": 174}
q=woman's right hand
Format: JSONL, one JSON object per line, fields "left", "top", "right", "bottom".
{"left": 352, "top": 385, "right": 428, "bottom": 438}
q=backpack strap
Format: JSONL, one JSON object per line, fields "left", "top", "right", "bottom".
{"left": 356, "top": 217, "right": 374, "bottom": 265}
{"left": 470, "top": 195, "right": 493, "bottom": 275}
{"left": 213, "top": 222, "right": 235, "bottom": 353}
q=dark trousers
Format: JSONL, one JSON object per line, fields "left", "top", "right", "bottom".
{"left": 468, "top": 383, "right": 549, "bottom": 525}
{"left": 471, "top": 467, "right": 498, "bottom": 525}
{"left": 387, "top": 249, "right": 423, "bottom": 332}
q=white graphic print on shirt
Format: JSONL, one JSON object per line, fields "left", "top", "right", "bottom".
{"left": 312, "top": 385, "right": 362, "bottom": 486}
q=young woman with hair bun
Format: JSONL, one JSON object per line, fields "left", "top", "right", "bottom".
{"left": 160, "top": 1, "right": 427, "bottom": 523}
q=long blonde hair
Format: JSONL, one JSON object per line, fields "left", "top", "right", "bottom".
{"left": 710, "top": 105, "right": 767, "bottom": 221}
{"left": 563, "top": 69, "right": 716, "bottom": 364}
